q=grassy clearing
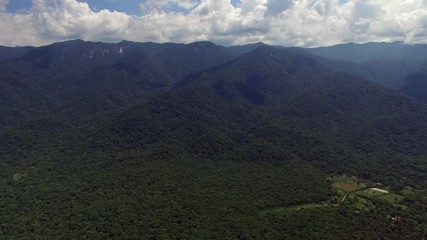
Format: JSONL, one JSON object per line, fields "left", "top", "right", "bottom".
{"left": 375, "top": 193, "right": 405, "bottom": 203}
{"left": 355, "top": 188, "right": 387, "bottom": 198}
{"left": 331, "top": 175, "right": 409, "bottom": 209}
{"left": 353, "top": 188, "right": 405, "bottom": 205}
{"left": 331, "top": 175, "right": 366, "bottom": 192}
{"left": 260, "top": 175, "right": 412, "bottom": 217}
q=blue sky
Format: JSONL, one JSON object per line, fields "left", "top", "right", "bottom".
{"left": 6, "top": 0, "right": 31, "bottom": 13}
{"left": 7, "top": 0, "right": 242, "bottom": 15}
{"left": 6, "top": 0, "right": 145, "bottom": 14}
{"left": 82, "top": 0, "right": 147, "bottom": 15}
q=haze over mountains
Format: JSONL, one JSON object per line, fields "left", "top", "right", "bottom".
{"left": 306, "top": 42, "right": 427, "bottom": 94}
{"left": 0, "top": 40, "right": 426, "bottom": 238}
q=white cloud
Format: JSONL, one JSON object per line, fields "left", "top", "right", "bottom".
{"left": 0, "top": 0, "right": 426, "bottom": 47}
{"left": 0, "top": 0, "right": 9, "bottom": 12}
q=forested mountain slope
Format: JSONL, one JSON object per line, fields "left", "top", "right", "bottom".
{"left": 0, "top": 46, "right": 34, "bottom": 61}
{"left": 0, "top": 41, "right": 426, "bottom": 239}
{"left": 0, "top": 40, "right": 259, "bottom": 130}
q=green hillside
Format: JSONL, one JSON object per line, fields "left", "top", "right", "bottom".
{"left": 0, "top": 41, "right": 426, "bottom": 239}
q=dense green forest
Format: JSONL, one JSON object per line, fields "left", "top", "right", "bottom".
{"left": 0, "top": 40, "right": 426, "bottom": 239}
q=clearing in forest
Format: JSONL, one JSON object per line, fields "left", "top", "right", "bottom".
{"left": 331, "top": 175, "right": 366, "bottom": 192}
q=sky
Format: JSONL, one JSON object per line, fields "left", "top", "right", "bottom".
{"left": 0, "top": 0, "right": 426, "bottom": 47}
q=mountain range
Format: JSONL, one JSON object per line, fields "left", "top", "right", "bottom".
{"left": 0, "top": 40, "right": 426, "bottom": 239}
{"left": 306, "top": 41, "right": 427, "bottom": 95}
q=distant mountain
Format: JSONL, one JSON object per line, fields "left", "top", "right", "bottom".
{"left": 307, "top": 41, "right": 427, "bottom": 63}
{"left": 307, "top": 42, "right": 427, "bottom": 103}
{"left": 175, "top": 46, "right": 427, "bottom": 178}
{"left": 0, "top": 46, "right": 34, "bottom": 61}
{"left": 401, "top": 69, "right": 427, "bottom": 103}
{"left": 0, "top": 40, "right": 426, "bottom": 239}
{"left": 0, "top": 40, "right": 260, "bottom": 130}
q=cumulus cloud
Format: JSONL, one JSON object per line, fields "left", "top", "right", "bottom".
{"left": 0, "top": 0, "right": 9, "bottom": 12}
{"left": 0, "top": 0, "right": 426, "bottom": 47}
